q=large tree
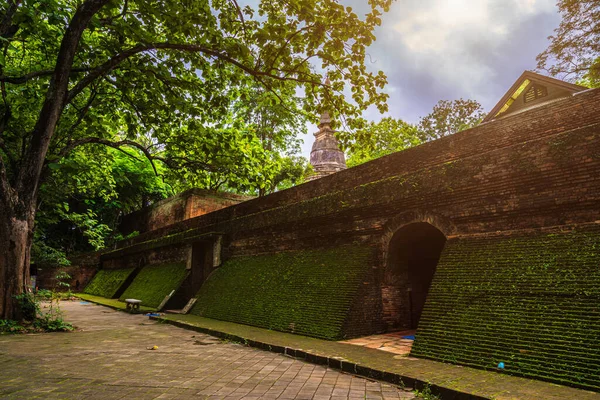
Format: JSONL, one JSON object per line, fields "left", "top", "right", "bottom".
{"left": 418, "top": 99, "right": 485, "bottom": 141}
{"left": 0, "top": 0, "right": 390, "bottom": 319}
{"left": 34, "top": 146, "right": 171, "bottom": 266}
{"left": 346, "top": 99, "right": 486, "bottom": 167}
{"left": 164, "top": 84, "right": 309, "bottom": 195}
{"left": 346, "top": 117, "right": 422, "bottom": 167}
{"left": 536, "top": 0, "right": 600, "bottom": 86}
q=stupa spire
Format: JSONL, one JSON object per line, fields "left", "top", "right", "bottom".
{"left": 307, "top": 97, "right": 347, "bottom": 181}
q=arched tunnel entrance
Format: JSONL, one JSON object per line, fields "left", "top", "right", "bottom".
{"left": 383, "top": 222, "right": 447, "bottom": 330}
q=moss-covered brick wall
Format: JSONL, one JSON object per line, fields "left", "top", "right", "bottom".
{"left": 411, "top": 224, "right": 600, "bottom": 391}
{"left": 114, "top": 89, "right": 600, "bottom": 252}
{"left": 190, "top": 246, "right": 374, "bottom": 340}
{"left": 119, "top": 263, "right": 188, "bottom": 308}
{"left": 83, "top": 268, "right": 135, "bottom": 298}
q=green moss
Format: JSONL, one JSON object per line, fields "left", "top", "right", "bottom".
{"left": 119, "top": 263, "right": 188, "bottom": 308}
{"left": 411, "top": 225, "right": 600, "bottom": 391}
{"left": 76, "top": 293, "right": 155, "bottom": 312}
{"left": 83, "top": 268, "right": 135, "bottom": 298}
{"left": 190, "top": 246, "right": 374, "bottom": 340}
{"left": 103, "top": 230, "right": 219, "bottom": 260}
{"left": 103, "top": 229, "right": 218, "bottom": 259}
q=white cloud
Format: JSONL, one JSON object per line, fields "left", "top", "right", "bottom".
{"left": 302, "top": 0, "right": 560, "bottom": 156}
{"left": 393, "top": 0, "right": 494, "bottom": 53}
{"left": 360, "top": 0, "right": 560, "bottom": 119}
{"left": 392, "top": 0, "right": 555, "bottom": 54}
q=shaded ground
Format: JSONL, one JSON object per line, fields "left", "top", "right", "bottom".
{"left": 0, "top": 301, "right": 415, "bottom": 400}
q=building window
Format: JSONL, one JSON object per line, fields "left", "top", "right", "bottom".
{"left": 524, "top": 84, "right": 548, "bottom": 103}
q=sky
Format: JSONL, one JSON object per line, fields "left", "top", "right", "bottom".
{"left": 300, "top": 0, "right": 561, "bottom": 157}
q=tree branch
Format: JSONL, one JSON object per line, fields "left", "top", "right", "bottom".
{"left": 0, "top": 67, "right": 91, "bottom": 84}
{"left": 67, "top": 42, "right": 324, "bottom": 104}
{"left": 58, "top": 138, "right": 158, "bottom": 174}
{"left": 100, "top": 75, "right": 150, "bottom": 130}
{"left": 269, "top": 23, "right": 316, "bottom": 67}
{"left": 64, "top": 86, "right": 98, "bottom": 138}
{"left": 100, "top": 0, "right": 128, "bottom": 25}
{"left": 16, "top": 0, "right": 111, "bottom": 206}
{"left": 57, "top": 137, "right": 222, "bottom": 179}
{"left": 230, "top": 0, "right": 245, "bottom": 24}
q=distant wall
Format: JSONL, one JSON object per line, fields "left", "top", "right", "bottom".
{"left": 36, "top": 251, "right": 102, "bottom": 291}
{"left": 36, "top": 265, "right": 97, "bottom": 292}
{"left": 119, "top": 189, "right": 252, "bottom": 235}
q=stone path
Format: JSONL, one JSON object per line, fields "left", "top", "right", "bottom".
{"left": 0, "top": 302, "right": 416, "bottom": 399}
{"left": 340, "top": 331, "right": 416, "bottom": 356}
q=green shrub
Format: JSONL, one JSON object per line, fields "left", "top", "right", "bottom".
{"left": 35, "top": 289, "right": 53, "bottom": 300}
{"left": 0, "top": 319, "right": 26, "bottom": 334}
{"left": 83, "top": 268, "right": 135, "bottom": 298}
{"left": 15, "top": 292, "right": 39, "bottom": 321}
{"left": 3, "top": 292, "right": 73, "bottom": 334}
{"left": 119, "top": 263, "right": 188, "bottom": 308}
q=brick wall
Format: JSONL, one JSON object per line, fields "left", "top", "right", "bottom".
{"left": 411, "top": 224, "right": 600, "bottom": 391}
{"left": 36, "top": 265, "right": 97, "bottom": 292}
{"left": 119, "top": 188, "right": 252, "bottom": 235}
{"left": 113, "top": 89, "right": 600, "bottom": 250}
{"left": 88, "top": 89, "right": 600, "bottom": 388}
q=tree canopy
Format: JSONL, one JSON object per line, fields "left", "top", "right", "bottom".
{"left": 34, "top": 146, "right": 171, "bottom": 265}
{"left": 345, "top": 98, "right": 485, "bottom": 167}
{"left": 346, "top": 117, "right": 422, "bottom": 167}
{"left": 536, "top": 0, "right": 600, "bottom": 87}
{"left": 418, "top": 99, "right": 485, "bottom": 141}
{"left": 0, "top": 0, "right": 392, "bottom": 319}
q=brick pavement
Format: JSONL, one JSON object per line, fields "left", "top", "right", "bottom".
{"left": 0, "top": 301, "right": 416, "bottom": 399}
{"left": 340, "top": 331, "right": 416, "bottom": 356}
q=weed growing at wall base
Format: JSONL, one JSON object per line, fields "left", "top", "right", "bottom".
{"left": 414, "top": 384, "right": 441, "bottom": 400}
{"left": 0, "top": 291, "right": 73, "bottom": 334}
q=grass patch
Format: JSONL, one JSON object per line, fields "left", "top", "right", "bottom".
{"left": 119, "top": 263, "right": 188, "bottom": 308}
{"left": 76, "top": 293, "right": 156, "bottom": 312}
{"left": 83, "top": 268, "right": 135, "bottom": 298}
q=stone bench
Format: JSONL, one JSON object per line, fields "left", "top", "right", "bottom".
{"left": 125, "top": 299, "right": 142, "bottom": 313}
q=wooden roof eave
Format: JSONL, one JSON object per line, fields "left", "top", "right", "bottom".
{"left": 482, "top": 71, "right": 587, "bottom": 124}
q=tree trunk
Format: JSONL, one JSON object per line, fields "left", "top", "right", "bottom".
{"left": 0, "top": 203, "right": 34, "bottom": 320}
{"left": 0, "top": 0, "right": 111, "bottom": 320}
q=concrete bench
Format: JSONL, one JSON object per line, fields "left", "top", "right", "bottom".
{"left": 125, "top": 299, "right": 142, "bottom": 313}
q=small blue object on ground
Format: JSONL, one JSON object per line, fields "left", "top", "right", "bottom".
{"left": 79, "top": 301, "right": 91, "bottom": 305}
{"left": 498, "top": 362, "right": 505, "bottom": 369}
{"left": 145, "top": 313, "right": 161, "bottom": 317}
{"left": 401, "top": 335, "right": 415, "bottom": 340}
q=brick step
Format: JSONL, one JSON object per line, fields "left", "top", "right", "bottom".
{"left": 413, "top": 337, "right": 600, "bottom": 369}
{"left": 412, "top": 349, "right": 600, "bottom": 390}
{"left": 412, "top": 345, "right": 600, "bottom": 383}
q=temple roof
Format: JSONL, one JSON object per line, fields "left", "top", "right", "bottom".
{"left": 483, "top": 71, "right": 587, "bottom": 123}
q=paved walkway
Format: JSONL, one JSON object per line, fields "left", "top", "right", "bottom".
{"left": 340, "top": 331, "right": 416, "bottom": 356}
{"left": 0, "top": 302, "right": 416, "bottom": 399}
